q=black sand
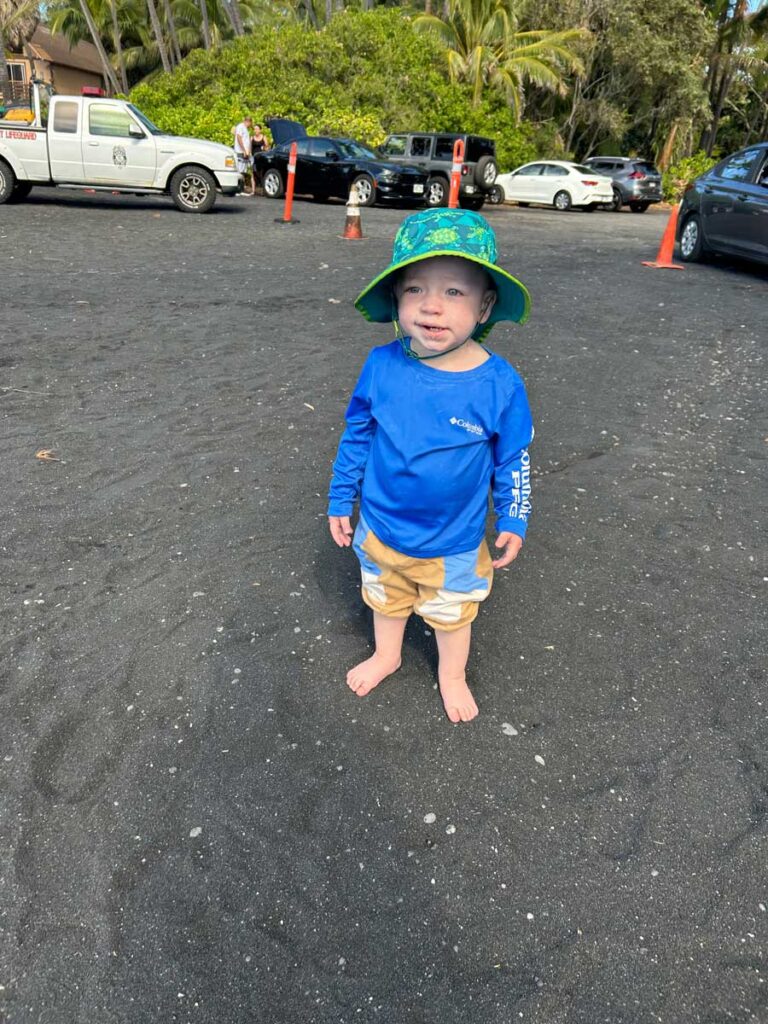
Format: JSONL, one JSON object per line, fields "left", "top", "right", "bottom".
{"left": 1, "top": 193, "right": 766, "bottom": 1023}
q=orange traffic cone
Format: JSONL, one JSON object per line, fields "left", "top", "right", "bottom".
{"left": 642, "top": 203, "right": 684, "bottom": 270}
{"left": 341, "top": 185, "right": 363, "bottom": 240}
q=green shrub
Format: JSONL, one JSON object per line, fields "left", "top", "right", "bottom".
{"left": 662, "top": 150, "right": 719, "bottom": 202}
{"left": 131, "top": 9, "right": 560, "bottom": 168}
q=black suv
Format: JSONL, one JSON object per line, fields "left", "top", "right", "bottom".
{"left": 582, "top": 156, "right": 663, "bottom": 212}
{"left": 378, "top": 132, "right": 498, "bottom": 209}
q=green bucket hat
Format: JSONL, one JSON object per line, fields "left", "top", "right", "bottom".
{"left": 354, "top": 207, "right": 531, "bottom": 341}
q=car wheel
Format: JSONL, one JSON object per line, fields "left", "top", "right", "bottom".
{"left": 0, "top": 160, "right": 18, "bottom": 204}
{"left": 351, "top": 174, "right": 376, "bottom": 207}
{"left": 170, "top": 166, "right": 217, "bottom": 213}
{"left": 474, "top": 155, "right": 498, "bottom": 187}
{"left": 679, "top": 213, "right": 705, "bottom": 262}
{"left": 487, "top": 184, "right": 504, "bottom": 205}
{"left": 629, "top": 201, "right": 651, "bottom": 213}
{"left": 262, "top": 168, "right": 285, "bottom": 199}
{"left": 426, "top": 176, "right": 448, "bottom": 207}
{"left": 553, "top": 190, "right": 572, "bottom": 212}
{"left": 8, "top": 180, "right": 33, "bottom": 203}
{"left": 610, "top": 188, "right": 623, "bottom": 212}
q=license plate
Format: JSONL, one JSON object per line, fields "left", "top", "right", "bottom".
{"left": 413, "top": 184, "right": 424, "bottom": 194}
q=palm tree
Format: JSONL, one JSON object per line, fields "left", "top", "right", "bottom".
{"left": 700, "top": 0, "right": 768, "bottom": 154}
{"left": 1, "top": 0, "right": 40, "bottom": 105}
{"left": 146, "top": 0, "right": 171, "bottom": 71}
{"left": 415, "top": 0, "right": 585, "bottom": 114}
{"left": 109, "top": 0, "right": 129, "bottom": 91}
{"left": 197, "top": 0, "right": 211, "bottom": 48}
{"left": 78, "top": 0, "right": 121, "bottom": 91}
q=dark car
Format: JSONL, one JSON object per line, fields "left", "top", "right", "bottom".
{"left": 377, "top": 132, "right": 498, "bottom": 209}
{"left": 676, "top": 143, "right": 768, "bottom": 266}
{"left": 582, "top": 155, "right": 663, "bottom": 212}
{"left": 253, "top": 119, "right": 427, "bottom": 207}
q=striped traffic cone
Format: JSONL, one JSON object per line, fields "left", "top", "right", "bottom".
{"left": 341, "top": 185, "right": 364, "bottom": 240}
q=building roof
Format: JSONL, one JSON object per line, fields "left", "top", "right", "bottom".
{"left": 24, "top": 26, "right": 105, "bottom": 76}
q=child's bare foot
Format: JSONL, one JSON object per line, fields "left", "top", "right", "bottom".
{"left": 439, "top": 673, "right": 478, "bottom": 723}
{"left": 347, "top": 654, "right": 401, "bottom": 697}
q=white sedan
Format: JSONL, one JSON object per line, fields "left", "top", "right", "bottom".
{"left": 496, "top": 160, "right": 614, "bottom": 211}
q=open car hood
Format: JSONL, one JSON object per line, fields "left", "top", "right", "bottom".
{"left": 267, "top": 118, "right": 308, "bottom": 146}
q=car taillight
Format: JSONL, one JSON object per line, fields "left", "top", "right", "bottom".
{"left": 628, "top": 170, "right": 645, "bottom": 179}
{"left": 581, "top": 180, "right": 599, "bottom": 186}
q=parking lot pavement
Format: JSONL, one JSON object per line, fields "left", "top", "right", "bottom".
{"left": 1, "top": 191, "right": 766, "bottom": 1024}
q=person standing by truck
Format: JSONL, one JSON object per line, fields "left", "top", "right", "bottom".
{"left": 234, "top": 115, "right": 255, "bottom": 196}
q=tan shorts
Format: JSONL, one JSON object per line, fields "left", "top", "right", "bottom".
{"left": 352, "top": 515, "right": 493, "bottom": 632}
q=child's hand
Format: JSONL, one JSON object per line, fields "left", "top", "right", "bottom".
{"left": 329, "top": 515, "right": 353, "bottom": 547}
{"left": 492, "top": 532, "right": 522, "bottom": 569}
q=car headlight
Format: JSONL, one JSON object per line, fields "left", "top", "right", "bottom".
{"left": 224, "top": 155, "right": 235, "bottom": 168}
{"left": 377, "top": 169, "right": 395, "bottom": 179}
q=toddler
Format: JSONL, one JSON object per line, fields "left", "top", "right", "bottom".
{"left": 328, "top": 208, "right": 533, "bottom": 723}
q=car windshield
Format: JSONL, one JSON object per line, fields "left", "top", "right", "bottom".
{"left": 335, "top": 139, "right": 377, "bottom": 159}
{"left": 127, "top": 104, "right": 165, "bottom": 136}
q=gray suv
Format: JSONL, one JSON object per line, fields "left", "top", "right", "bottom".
{"left": 582, "top": 156, "right": 663, "bottom": 212}
{"left": 378, "top": 132, "right": 498, "bottom": 210}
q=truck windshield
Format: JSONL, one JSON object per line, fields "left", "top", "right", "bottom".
{"left": 127, "top": 104, "right": 165, "bottom": 136}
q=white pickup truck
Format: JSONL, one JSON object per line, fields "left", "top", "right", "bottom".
{"left": 0, "top": 82, "right": 241, "bottom": 212}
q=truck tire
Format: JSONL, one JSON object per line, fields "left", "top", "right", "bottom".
{"left": 474, "top": 155, "right": 498, "bottom": 188}
{"left": 0, "top": 160, "right": 18, "bottom": 204}
{"left": 170, "top": 165, "right": 217, "bottom": 213}
{"left": 9, "top": 181, "right": 33, "bottom": 202}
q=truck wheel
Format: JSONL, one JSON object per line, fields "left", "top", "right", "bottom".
{"left": 170, "top": 166, "right": 217, "bottom": 213}
{"left": 9, "top": 181, "right": 33, "bottom": 202}
{"left": 0, "top": 161, "right": 18, "bottom": 204}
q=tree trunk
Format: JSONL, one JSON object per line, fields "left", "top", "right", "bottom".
{"left": 657, "top": 121, "right": 678, "bottom": 171}
{"left": 224, "top": 0, "right": 245, "bottom": 36}
{"left": 109, "top": 0, "right": 129, "bottom": 93}
{"left": 146, "top": 0, "right": 172, "bottom": 73}
{"left": 0, "top": 31, "right": 13, "bottom": 106}
{"left": 706, "top": 57, "right": 735, "bottom": 156}
{"left": 325, "top": 0, "right": 332, "bottom": 24}
{"left": 198, "top": 0, "right": 211, "bottom": 49}
{"left": 302, "top": 0, "right": 319, "bottom": 30}
{"left": 78, "top": 0, "right": 120, "bottom": 94}
{"left": 161, "top": 0, "right": 183, "bottom": 65}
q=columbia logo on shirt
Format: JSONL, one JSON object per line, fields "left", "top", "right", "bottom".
{"left": 449, "top": 416, "right": 485, "bottom": 437}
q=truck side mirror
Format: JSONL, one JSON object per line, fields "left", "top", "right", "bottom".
{"left": 128, "top": 123, "right": 145, "bottom": 138}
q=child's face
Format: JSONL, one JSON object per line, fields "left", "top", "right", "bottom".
{"left": 394, "top": 257, "right": 496, "bottom": 357}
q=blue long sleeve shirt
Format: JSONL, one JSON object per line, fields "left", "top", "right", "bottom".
{"left": 328, "top": 341, "right": 533, "bottom": 559}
